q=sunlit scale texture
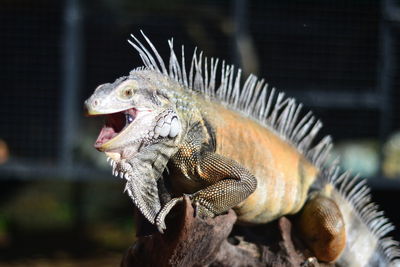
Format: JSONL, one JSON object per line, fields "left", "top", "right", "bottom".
{"left": 85, "top": 32, "right": 400, "bottom": 265}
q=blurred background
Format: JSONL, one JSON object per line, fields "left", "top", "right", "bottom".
{"left": 1, "top": 0, "right": 400, "bottom": 265}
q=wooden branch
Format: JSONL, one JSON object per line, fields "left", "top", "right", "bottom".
{"left": 121, "top": 197, "right": 334, "bottom": 267}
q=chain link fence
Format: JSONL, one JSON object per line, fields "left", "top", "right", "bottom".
{"left": 0, "top": 0, "right": 399, "bottom": 261}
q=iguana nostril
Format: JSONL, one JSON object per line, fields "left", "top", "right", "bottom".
{"left": 93, "top": 99, "right": 99, "bottom": 107}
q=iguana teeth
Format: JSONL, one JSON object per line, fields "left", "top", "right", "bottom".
{"left": 123, "top": 183, "right": 128, "bottom": 193}
{"left": 119, "top": 172, "right": 124, "bottom": 179}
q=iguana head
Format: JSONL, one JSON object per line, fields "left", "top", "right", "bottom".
{"left": 85, "top": 71, "right": 184, "bottom": 154}
{"left": 85, "top": 70, "right": 186, "bottom": 224}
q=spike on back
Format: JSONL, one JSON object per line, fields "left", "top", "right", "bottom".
{"left": 128, "top": 32, "right": 400, "bottom": 265}
{"left": 128, "top": 32, "right": 331, "bottom": 169}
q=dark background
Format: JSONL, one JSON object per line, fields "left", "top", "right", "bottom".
{"left": 1, "top": 0, "right": 400, "bottom": 265}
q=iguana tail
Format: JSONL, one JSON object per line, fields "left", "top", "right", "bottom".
{"left": 319, "top": 165, "right": 400, "bottom": 266}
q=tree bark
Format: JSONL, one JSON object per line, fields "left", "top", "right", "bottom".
{"left": 121, "top": 197, "right": 334, "bottom": 267}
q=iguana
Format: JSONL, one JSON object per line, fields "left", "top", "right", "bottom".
{"left": 84, "top": 32, "right": 400, "bottom": 266}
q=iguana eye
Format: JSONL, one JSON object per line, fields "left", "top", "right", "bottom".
{"left": 120, "top": 87, "right": 133, "bottom": 99}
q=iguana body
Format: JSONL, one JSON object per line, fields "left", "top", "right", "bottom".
{"left": 202, "top": 100, "right": 319, "bottom": 223}
{"left": 167, "top": 93, "right": 319, "bottom": 224}
{"left": 85, "top": 33, "right": 400, "bottom": 266}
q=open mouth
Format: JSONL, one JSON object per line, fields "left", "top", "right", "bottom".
{"left": 94, "top": 108, "right": 138, "bottom": 149}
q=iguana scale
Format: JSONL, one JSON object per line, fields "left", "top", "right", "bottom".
{"left": 85, "top": 32, "right": 400, "bottom": 266}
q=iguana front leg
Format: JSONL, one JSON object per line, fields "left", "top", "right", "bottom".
{"left": 156, "top": 150, "right": 257, "bottom": 232}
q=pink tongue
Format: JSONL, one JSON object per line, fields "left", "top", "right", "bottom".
{"left": 94, "top": 126, "right": 118, "bottom": 149}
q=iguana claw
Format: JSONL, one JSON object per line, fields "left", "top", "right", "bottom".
{"left": 193, "top": 201, "right": 215, "bottom": 218}
{"left": 155, "top": 196, "right": 184, "bottom": 233}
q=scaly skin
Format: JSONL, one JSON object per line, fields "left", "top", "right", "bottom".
{"left": 163, "top": 96, "right": 320, "bottom": 224}
{"left": 85, "top": 70, "right": 345, "bottom": 262}
{"left": 85, "top": 34, "right": 400, "bottom": 265}
{"left": 203, "top": 101, "right": 319, "bottom": 224}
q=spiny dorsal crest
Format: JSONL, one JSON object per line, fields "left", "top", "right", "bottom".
{"left": 128, "top": 31, "right": 332, "bottom": 170}
{"left": 128, "top": 31, "right": 399, "bottom": 264}
{"left": 325, "top": 164, "right": 400, "bottom": 264}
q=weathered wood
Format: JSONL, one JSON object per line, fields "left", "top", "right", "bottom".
{"left": 121, "top": 196, "right": 334, "bottom": 267}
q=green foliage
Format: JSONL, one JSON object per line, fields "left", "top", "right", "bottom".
{"left": 2, "top": 181, "right": 74, "bottom": 231}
